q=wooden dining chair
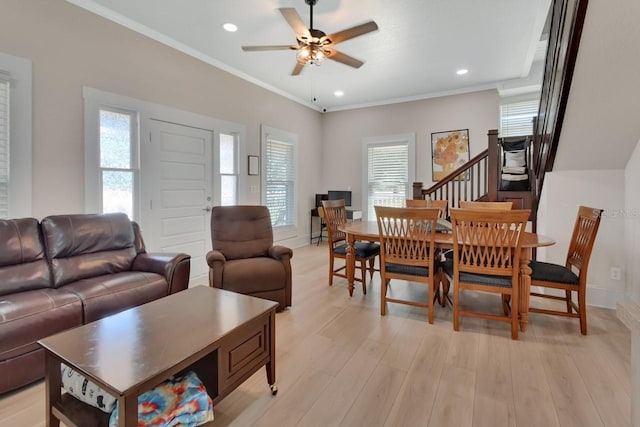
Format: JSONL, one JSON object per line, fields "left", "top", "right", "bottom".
{"left": 406, "top": 199, "right": 449, "bottom": 219}
{"left": 320, "top": 199, "right": 379, "bottom": 294}
{"left": 442, "top": 208, "right": 530, "bottom": 339}
{"left": 529, "top": 206, "right": 603, "bottom": 334}
{"left": 375, "top": 206, "right": 441, "bottom": 323}
{"left": 458, "top": 200, "right": 513, "bottom": 210}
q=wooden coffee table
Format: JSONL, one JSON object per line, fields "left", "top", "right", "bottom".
{"left": 38, "top": 286, "right": 278, "bottom": 426}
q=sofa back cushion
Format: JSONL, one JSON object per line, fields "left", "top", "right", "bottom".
{"left": 41, "top": 213, "right": 137, "bottom": 287}
{"left": 210, "top": 205, "right": 274, "bottom": 260}
{"left": 0, "top": 218, "right": 52, "bottom": 296}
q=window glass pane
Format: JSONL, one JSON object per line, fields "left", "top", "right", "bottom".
{"left": 367, "top": 143, "right": 408, "bottom": 220}
{"left": 102, "top": 170, "right": 133, "bottom": 219}
{"left": 220, "top": 133, "right": 235, "bottom": 174}
{"left": 100, "top": 109, "right": 131, "bottom": 168}
{"left": 220, "top": 175, "right": 237, "bottom": 206}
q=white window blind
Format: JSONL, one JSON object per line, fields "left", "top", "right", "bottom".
{"left": 0, "top": 72, "right": 10, "bottom": 219}
{"left": 366, "top": 142, "right": 409, "bottom": 220}
{"left": 500, "top": 99, "right": 538, "bottom": 137}
{"left": 264, "top": 136, "right": 297, "bottom": 229}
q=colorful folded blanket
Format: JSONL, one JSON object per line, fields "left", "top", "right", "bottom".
{"left": 109, "top": 371, "right": 214, "bottom": 427}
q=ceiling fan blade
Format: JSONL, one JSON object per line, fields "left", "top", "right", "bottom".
{"left": 279, "top": 8, "right": 308, "bottom": 36}
{"left": 242, "top": 45, "right": 298, "bottom": 51}
{"left": 325, "top": 21, "right": 378, "bottom": 45}
{"left": 326, "top": 49, "right": 364, "bottom": 68}
{"left": 292, "top": 62, "right": 305, "bottom": 76}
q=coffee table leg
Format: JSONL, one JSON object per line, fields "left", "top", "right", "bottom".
{"left": 118, "top": 394, "right": 138, "bottom": 426}
{"left": 44, "top": 352, "right": 61, "bottom": 427}
{"left": 266, "top": 309, "right": 277, "bottom": 395}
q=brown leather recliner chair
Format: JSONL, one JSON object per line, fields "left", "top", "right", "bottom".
{"left": 206, "top": 205, "right": 293, "bottom": 310}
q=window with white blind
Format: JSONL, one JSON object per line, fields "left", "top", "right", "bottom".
{"left": 499, "top": 97, "right": 539, "bottom": 137}
{"left": 219, "top": 132, "right": 238, "bottom": 206}
{"left": 362, "top": 133, "right": 416, "bottom": 221}
{"left": 0, "top": 72, "right": 9, "bottom": 218}
{"left": 261, "top": 125, "right": 298, "bottom": 240}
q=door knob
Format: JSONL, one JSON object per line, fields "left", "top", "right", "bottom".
{"left": 202, "top": 206, "right": 212, "bottom": 212}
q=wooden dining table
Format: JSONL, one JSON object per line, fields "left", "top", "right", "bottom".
{"left": 338, "top": 221, "right": 555, "bottom": 332}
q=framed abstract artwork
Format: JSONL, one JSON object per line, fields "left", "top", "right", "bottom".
{"left": 431, "top": 129, "right": 470, "bottom": 181}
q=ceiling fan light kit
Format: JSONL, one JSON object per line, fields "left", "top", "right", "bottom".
{"left": 241, "top": 0, "right": 378, "bottom": 75}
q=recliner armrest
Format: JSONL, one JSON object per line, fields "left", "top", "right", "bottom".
{"left": 268, "top": 245, "right": 293, "bottom": 261}
{"left": 206, "top": 250, "right": 226, "bottom": 289}
{"left": 132, "top": 252, "right": 191, "bottom": 294}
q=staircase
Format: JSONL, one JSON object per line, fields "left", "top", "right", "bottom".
{"left": 413, "top": 0, "right": 589, "bottom": 231}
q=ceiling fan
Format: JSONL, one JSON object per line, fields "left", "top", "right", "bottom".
{"left": 242, "top": 0, "right": 378, "bottom": 76}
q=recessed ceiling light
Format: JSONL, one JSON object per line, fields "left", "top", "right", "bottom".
{"left": 334, "top": 90, "right": 344, "bottom": 97}
{"left": 223, "top": 23, "right": 238, "bottom": 32}
{"left": 456, "top": 69, "right": 469, "bottom": 75}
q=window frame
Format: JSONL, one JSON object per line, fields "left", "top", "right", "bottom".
{"left": 219, "top": 131, "right": 239, "bottom": 206}
{"left": 261, "top": 125, "right": 299, "bottom": 241}
{"left": 361, "top": 133, "right": 416, "bottom": 221}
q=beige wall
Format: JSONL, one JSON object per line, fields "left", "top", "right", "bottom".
{"left": 321, "top": 90, "right": 499, "bottom": 208}
{"left": 625, "top": 139, "right": 640, "bottom": 303}
{"left": 538, "top": 170, "right": 626, "bottom": 308}
{"left": 0, "top": 0, "right": 322, "bottom": 246}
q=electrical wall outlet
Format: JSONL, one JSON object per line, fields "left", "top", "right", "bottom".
{"left": 610, "top": 267, "right": 622, "bottom": 281}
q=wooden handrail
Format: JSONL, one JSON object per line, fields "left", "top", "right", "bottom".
{"left": 423, "top": 149, "right": 488, "bottom": 194}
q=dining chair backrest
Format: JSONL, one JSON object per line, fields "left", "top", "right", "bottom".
{"left": 321, "top": 199, "right": 347, "bottom": 247}
{"left": 450, "top": 208, "right": 530, "bottom": 278}
{"left": 458, "top": 200, "right": 513, "bottom": 210}
{"left": 566, "top": 206, "right": 603, "bottom": 277}
{"left": 375, "top": 206, "right": 440, "bottom": 269}
{"left": 406, "top": 199, "right": 449, "bottom": 218}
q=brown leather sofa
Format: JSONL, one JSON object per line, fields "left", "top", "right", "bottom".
{"left": 0, "top": 213, "right": 190, "bottom": 394}
{"left": 206, "top": 205, "right": 292, "bottom": 310}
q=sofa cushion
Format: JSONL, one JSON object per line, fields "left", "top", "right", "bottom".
{"left": 221, "top": 257, "right": 285, "bottom": 294}
{"left": 0, "top": 288, "right": 82, "bottom": 360}
{"left": 0, "top": 218, "right": 52, "bottom": 296}
{"left": 41, "top": 213, "right": 138, "bottom": 287}
{"left": 62, "top": 272, "right": 168, "bottom": 323}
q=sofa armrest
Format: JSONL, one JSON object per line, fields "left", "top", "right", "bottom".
{"left": 132, "top": 252, "right": 191, "bottom": 294}
{"left": 206, "top": 250, "right": 226, "bottom": 289}
{"left": 268, "top": 245, "right": 293, "bottom": 262}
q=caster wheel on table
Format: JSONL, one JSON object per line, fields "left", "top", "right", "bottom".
{"left": 270, "top": 384, "right": 278, "bottom": 395}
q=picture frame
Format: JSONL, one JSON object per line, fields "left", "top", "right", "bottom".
{"left": 248, "top": 155, "right": 259, "bottom": 176}
{"left": 431, "top": 129, "right": 470, "bottom": 181}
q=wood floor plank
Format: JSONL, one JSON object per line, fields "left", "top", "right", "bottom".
{"left": 384, "top": 326, "right": 450, "bottom": 427}
{"left": 340, "top": 361, "right": 407, "bottom": 427}
{"left": 298, "top": 339, "right": 388, "bottom": 427}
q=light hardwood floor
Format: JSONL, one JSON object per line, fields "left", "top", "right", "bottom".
{"left": 0, "top": 243, "right": 631, "bottom": 426}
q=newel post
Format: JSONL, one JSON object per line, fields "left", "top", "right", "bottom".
{"left": 413, "top": 182, "right": 424, "bottom": 200}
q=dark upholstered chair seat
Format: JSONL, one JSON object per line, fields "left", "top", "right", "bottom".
{"left": 385, "top": 262, "right": 430, "bottom": 277}
{"left": 529, "top": 261, "right": 579, "bottom": 285}
{"left": 333, "top": 242, "right": 380, "bottom": 258}
{"left": 221, "top": 257, "right": 287, "bottom": 294}
{"left": 442, "top": 259, "right": 513, "bottom": 288}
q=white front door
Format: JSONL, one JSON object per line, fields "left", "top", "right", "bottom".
{"left": 142, "top": 119, "right": 213, "bottom": 281}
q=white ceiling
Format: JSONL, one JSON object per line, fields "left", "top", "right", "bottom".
{"left": 66, "top": 0, "right": 551, "bottom": 111}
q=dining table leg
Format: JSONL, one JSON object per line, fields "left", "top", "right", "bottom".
{"left": 519, "top": 248, "right": 533, "bottom": 332}
{"left": 346, "top": 233, "right": 356, "bottom": 297}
